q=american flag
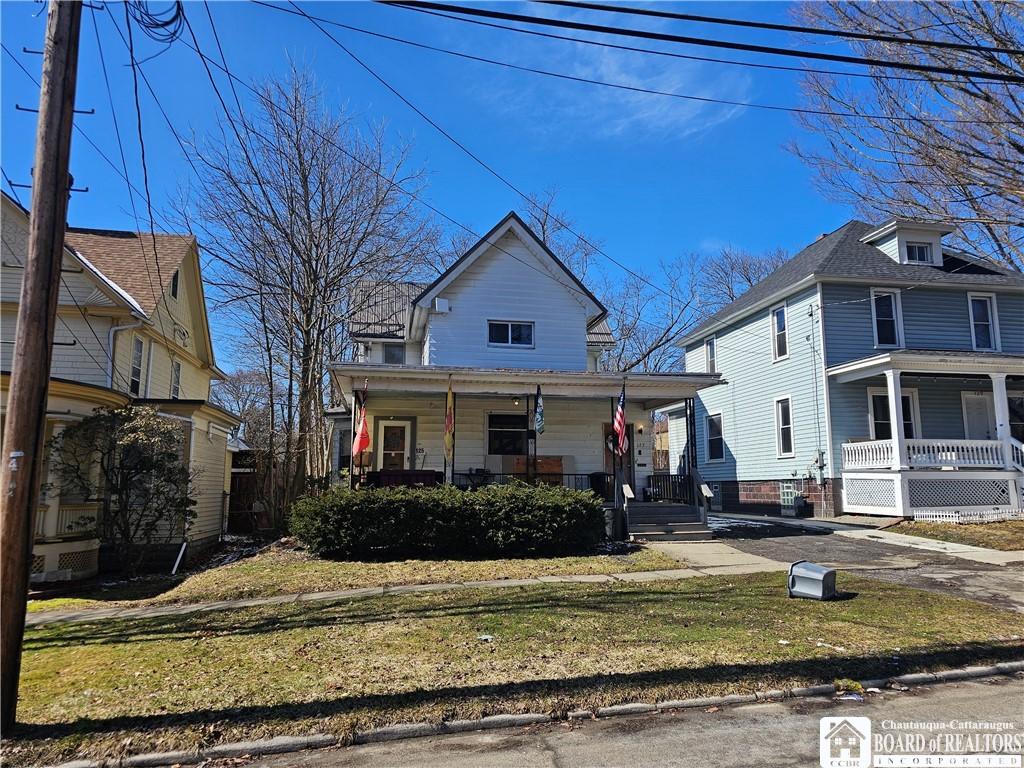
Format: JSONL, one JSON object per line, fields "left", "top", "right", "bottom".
{"left": 613, "top": 381, "right": 629, "bottom": 456}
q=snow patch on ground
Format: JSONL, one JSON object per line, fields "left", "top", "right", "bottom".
{"left": 707, "top": 516, "right": 778, "bottom": 531}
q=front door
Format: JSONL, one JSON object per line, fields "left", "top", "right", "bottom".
{"left": 603, "top": 423, "right": 635, "bottom": 489}
{"left": 378, "top": 420, "right": 412, "bottom": 470}
{"left": 962, "top": 392, "right": 996, "bottom": 440}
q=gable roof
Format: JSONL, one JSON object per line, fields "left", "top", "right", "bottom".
{"left": 349, "top": 280, "right": 426, "bottom": 339}
{"left": 65, "top": 227, "right": 195, "bottom": 316}
{"left": 682, "top": 219, "right": 1024, "bottom": 345}
{"left": 413, "top": 211, "right": 606, "bottom": 320}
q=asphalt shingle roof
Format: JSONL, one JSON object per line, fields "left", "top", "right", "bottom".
{"left": 65, "top": 227, "right": 194, "bottom": 316}
{"left": 686, "top": 220, "right": 1024, "bottom": 342}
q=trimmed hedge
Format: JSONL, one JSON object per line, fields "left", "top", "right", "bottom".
{"left": 289, "top": 483, "right": 606, "bottom": 559}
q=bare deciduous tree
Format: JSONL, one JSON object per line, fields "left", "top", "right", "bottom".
{"left": 183, "top": 68, "right": 437, "bottom": 513}
{"left": 790, "top": 1, "right": 1023, "bottom": 270}
{"left": 696, "top": 246, "right": 788, "bottom": 313}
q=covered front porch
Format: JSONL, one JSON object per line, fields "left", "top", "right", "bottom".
{"left": 828, "top": 350, "right": 1024, "bottom": 517}
{"left": 331, "top": 364, "right": 719, "bottom": 504}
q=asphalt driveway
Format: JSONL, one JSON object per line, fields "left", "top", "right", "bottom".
{"left": 710, "top": 517, "right": 1024, "bottom": 613}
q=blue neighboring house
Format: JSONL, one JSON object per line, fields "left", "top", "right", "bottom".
{"left": 664, "top": 218, "right": 1024, "bottom": 518}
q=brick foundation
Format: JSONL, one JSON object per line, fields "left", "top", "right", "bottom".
{"left": 714, "top": 478, "right": 840, "bottom": 518}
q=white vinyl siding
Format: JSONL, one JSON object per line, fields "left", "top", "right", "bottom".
{"left": 770, "top": 303, "right": 788, "bottom": 361}
{"left": 423, "top": 230, "right": 589, "bottom": 369}
{"left": 968, "top": 293, "right": 999, "bottom": 351}
{"left": 870, "top": 288, "right": 903, "bottom": 348}
{"left": 775, "top": 396, "right": 794, "bottom": 458}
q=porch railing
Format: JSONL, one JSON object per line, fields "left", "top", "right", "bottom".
{"left": 1010, "top": 438, "right": 1024, "bottom": 473}
{"left": 842, "top": 438, "right": 1008, "bottom": 470}
{"left": 34, "top": 502, "right": 99, "bottom": 540}
{"left": 452, "top": 472, "right": 614, "bottom": 500}
{"left": 842, "top": 440, "right": 894, "bottom": 470}
{"left": 646, "top": 473, "right": 694, "bottom": 504}
{"left": 905, "top": 439, "right": 1004, "bottom": 469}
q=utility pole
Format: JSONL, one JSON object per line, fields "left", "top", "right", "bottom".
{"left": 0, "top": 0, "right": 83, "bottom": 730}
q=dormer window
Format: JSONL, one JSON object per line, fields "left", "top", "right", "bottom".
{"left": 383, "top": 342, "right": 406, "bottom": 365}
{"left": 906, "top": 242, "right": 932, "bottom": 264}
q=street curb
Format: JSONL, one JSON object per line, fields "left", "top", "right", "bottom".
{"left": 48, "top": 661, "right": 1024, "bottom": 768}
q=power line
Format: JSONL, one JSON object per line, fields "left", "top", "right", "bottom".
{"left": 379, "top": 1, "right": 1024, "bottom": 84}
{"left": 255, "top": 2, "right": 1015, "bottom": 126}
{"left": 381, "top": 4, "right": 967, "bottom": 86}
{"left": 541, "top": 0, "right": 1024, "bottom": 57}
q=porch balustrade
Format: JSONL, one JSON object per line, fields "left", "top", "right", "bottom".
{"left": 34, "top": 502, "right": 99, "bottom": 540}
{"left": 842, "top": 438, "right": 1010, "bottom": 470}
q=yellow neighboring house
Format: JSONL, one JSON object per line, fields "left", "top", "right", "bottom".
{"left": 1, "top": 191, "right": 239, "bottom": 582}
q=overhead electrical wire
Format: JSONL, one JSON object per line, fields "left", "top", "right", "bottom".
{"left": 540, "top": 0, "right": 1024, "bottom": 57}
{"left": 254, "top": 2, "right": 1015, "bottom": 126}
{"left": 378, "top": 1, "right": 1024, "bottom": 84}
{"left": 384, "top": 4, "right": 967, "bottom": 86}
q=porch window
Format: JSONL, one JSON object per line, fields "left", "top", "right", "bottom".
{"left": 770, "top": 303, "right": 788, "bottom": 361}
{"left": 488, "top": 321, "right": 534, "bottom": 347}
{"left": 706, "top": 413, "right": 724, "bottom": 462}
{"left": 870, "top": 288, "right": 902, "bottom": 348}
{"left": 775, "top": 397, "right": 794, "bottom": 457}
{"left": 868, "top": 390, "right": 917, "bottom": 440}
{"left": 1009, "top": 392, "right": 1024, "bottom": 443}
{"left": 383, "top": 343, "right": 406, "bottom": 365}
{"left": 129, "top": 336, "right": 145, "bottom": 396}
{"left": 705, "top": 335, "right": 717, "bottom": 374}
{"left": 488, "top": 413, "right": 528, "bottom": 455}
{"left": 968, "top": 293, "right": 998, "bottom": 351}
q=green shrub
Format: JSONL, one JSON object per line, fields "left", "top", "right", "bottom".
{"left": 289, "top": 482, "right": 606, "bottom": 559}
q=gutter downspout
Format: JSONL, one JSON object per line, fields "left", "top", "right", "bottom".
{"left": 107, "top": 318, "right": 143, "bottom": 390}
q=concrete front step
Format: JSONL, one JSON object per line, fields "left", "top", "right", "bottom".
{"left": 630, "top": 522, "right": 708, "bottom": 532}
{"left": 630, "top": 514, "right": 703, "bottom": 524}
{"left": 630, "top": 529, "right": 714, "bottom": 542}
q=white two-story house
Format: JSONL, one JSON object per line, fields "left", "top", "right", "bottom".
{"left": 329, "top": 212, "right": 719, "bottom": 501}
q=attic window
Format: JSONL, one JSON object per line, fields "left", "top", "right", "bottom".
{"left": 488, "top": 321, "right": 534, "bottom": 347}
{"left": 170, "top": 270, "right": 180, "bottom": 299}
{"left": 906, "top": 242, "right": 932, "bottom": 264}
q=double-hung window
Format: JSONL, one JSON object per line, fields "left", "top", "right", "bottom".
{"left": 968, "top": 293, "right": 998, "bottom": 351}
{"left": 906, "top": 242, "right": 932, "bottom": 264}
{"left": 705, "top": 335, "right": 717, "bottom": 374}
{"left": 487, "top": 413, "right": 528, "bottom": 455}
{"left": 706, "top": 413, "right": 724, "bottom": 462}
{"left": 129, "top": 336, "right": 145, "bottom": 396}
{"left": 171, "top": 360, "right": 182, "bottom": 399}
{"left": 870, "top": 288, "right": 902, "bottom": 348}
{"left": 770, "top": 303, "right": 788, "bottom": 361}
{"left": 488, "top": 321, "right": 534, "bottom": 347}
{"left": 775, "top": 397, "right": 794, "bottom": 457}
{"left": 868, "top": 389, "right": 918, "bottom": 440}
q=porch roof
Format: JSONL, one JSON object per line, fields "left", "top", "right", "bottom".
{"left": 827, "top": 349, "right": 1024, "bottom": 383}
{"left": 330, "top": 363, "right": 721, "bottom": 408}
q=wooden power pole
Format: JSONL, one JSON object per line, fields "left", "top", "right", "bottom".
{"left": 0, "top": 0, "right": 83, "bottom": 730}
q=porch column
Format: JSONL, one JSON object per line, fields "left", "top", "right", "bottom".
{"left": 40, "top": 422, "right": 65, "bottom": 539}
{"left": 884, "top": 369, "right": 907, "bottom": 470}
{"left": 990, "top": 373, "right": 1011, "bottom": 468}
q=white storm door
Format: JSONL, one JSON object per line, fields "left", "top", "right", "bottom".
{"left": 962, "top": 392, "right": 996, "bottom": 440}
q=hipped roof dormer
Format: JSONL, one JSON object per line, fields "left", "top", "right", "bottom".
{"left": 859, "top": 218, "right": 955, "bottom": 268}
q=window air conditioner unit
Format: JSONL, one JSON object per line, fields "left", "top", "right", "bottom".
{"left": 433, "top": 298, "right": 450, "bottom": 312}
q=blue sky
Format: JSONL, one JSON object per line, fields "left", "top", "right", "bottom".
{"left": 2, "top": 1, "right": 855, "bottom": 367}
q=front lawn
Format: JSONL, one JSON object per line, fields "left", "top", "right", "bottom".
{"left": 892, "top": 520, "right": 1024, "bottom": 551}
{"left": 9, "top": 573, "right": 1022, "bottom": 766}
{"left": 25, "top": 544, "right": 683, "bottom": 612}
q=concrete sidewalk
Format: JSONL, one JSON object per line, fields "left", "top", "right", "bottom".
{"left": 647, "top": 540, "right": 787, "bottom": 575}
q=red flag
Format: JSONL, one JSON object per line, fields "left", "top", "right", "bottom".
{"left": 352, "top": 380, "right": 370, "bottom": 456}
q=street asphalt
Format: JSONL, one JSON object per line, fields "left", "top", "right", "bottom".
{"left": 249, "top": 676, "right": 1024, "bottom": 768}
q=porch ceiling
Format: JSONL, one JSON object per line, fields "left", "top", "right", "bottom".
{"left": 330, "top": 363, "right": 720, "bottom": 409}
{"left": 827, "top": 349, "right": 1024, "bottom": 383}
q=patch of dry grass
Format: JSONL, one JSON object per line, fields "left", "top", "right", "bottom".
{"left": 892, "top": 520, "right": 1024, "bottom": 551}
{"left": 25, "top": 546, "right": 683, "bottom": 613}
{"left": 8, "top": 573, "right": 1022, "bottom": 766}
